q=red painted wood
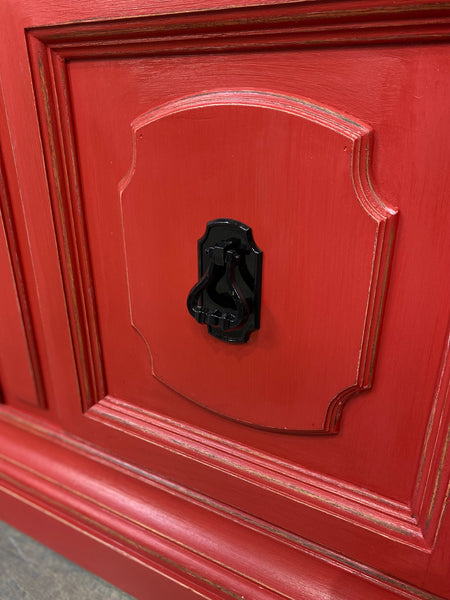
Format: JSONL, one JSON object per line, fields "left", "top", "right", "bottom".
{"left": 0, "top": 1, "right": 449, "bottom": 599}
{"left": 0, "top": 198, "right": 37, "bottom": 406}
{"left": 0, "top": 92, "right": 47, "bottom": 410}
{"left": 63, "top": 38, "right": 450, "bottom": 501}
{"left": 120, "top": 91, "right": 396, "bottom": 432}
{"left": 0, "top": 408, "right": 442, "bottom": 600}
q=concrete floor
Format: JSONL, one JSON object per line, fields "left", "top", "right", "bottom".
{"left": 0, "top": 520, "right": 136, "bottom": 599}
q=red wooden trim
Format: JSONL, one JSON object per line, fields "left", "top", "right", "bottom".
{"left": 25, "top": 34, "right": 105, "bottom": 411}
{"left": 119, "top": 90, "right": 398, "bottom": 433}
{"left": 26, "top": 0, "right": 441, "bottom": 418}
{"left": 0, "top": 484, "right": 213, "bottom": 600}
{"left": 24, "top": 3, "right": 448, "bottom": 543}
{"left": 412, "top": 324, "right": 450, "bottom": 545}
{"left": 0, "top": 87, "right": 46, "bottom": 409}
{"left": 4, "top": 3, "right": 447, "bottom": 597}
{"left": 27, "top": 1, "right": 450, "bottom": 57}
{"left": 90, "top": 396, "right": 426, "bottom": 548}
{"left": 0, "top": 407, "right": 445, "bottom": 600}
{"left": 23, "top": 4, "right": 450, "bottom": 578}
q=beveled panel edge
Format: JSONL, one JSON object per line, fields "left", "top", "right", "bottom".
{"left": 25, "top": 34, "right": 106, "bottom": 411}
{"left": 89, "top": 395, "right": 427, "bottom": 550}
{"left": 0, "top": 404, "right": 446, "bottom": 600}
{"left": 120, "top": 90, "right": 398, "bottom": 434}
{"left": 26, "top": 1, "right": 450, "bottom": 58}
{"left": 0, "top": 94, "right": 46, "bottom": 409}
{"left": 412, "top": 324, "right": 450, "bottom": 546}
{"left": 25, "top": 2, "right": 450, "bottom": 545}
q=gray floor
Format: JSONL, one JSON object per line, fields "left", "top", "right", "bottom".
{"left": 0, "top": 520, "right": 136, "bottom": 599}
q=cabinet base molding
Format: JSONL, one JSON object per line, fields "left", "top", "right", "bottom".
{"left": 0, "top": 409, "right": 442, "bottom": 600}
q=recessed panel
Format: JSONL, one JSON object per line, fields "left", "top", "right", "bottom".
{"left": 0, "top": 162, "right": 44, "bottom": 408}
{"left": 59, "top": 44, "right": 450, "bottom": 500}
{"left": 0, "top": 217, "right": 38, "bottom": 405}
{"left": 21, "top": 15, "right": 450, "bottom": 593}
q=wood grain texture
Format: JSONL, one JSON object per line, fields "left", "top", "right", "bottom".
{"left": 0, "top": 97, "right": 45, "bottom": 409}
{"left": 25, "top": 0, "right": 448, "bottom": 419}
{"left": 24, "top": 35, "right": 105, "bottom": 412}
{"left": 119, "top": 90, "right": 397, "bottom": 432}
{"left": 0, "top": 407, "right": 446, "bottom": 600}
{"left": 412, "top": 324, "right": 450, "bottom": 545}
{"left": 19, "top": 1, "right": 450, "bottom": 594}
{"left": 25, "top": 1, "right": 450, "bottom": 55}
{"left": 0, "top": 191, "right": 39, "bottom": 408}
{"left": 0, "top": 1, "right": 449, "bottom": 599}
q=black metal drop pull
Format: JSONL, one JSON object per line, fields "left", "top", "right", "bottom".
{"left": 187, "top": 219, "right": 262, "bottom": 343}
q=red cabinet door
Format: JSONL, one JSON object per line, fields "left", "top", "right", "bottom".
{"left": 0, "top": 2, "right": 449, "bottom": 599}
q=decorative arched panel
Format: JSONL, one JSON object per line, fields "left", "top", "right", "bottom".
{"left": 120, "top": 91, "right": 397, "bottom": 433}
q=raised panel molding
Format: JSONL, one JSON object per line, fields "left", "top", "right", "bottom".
{"left": 26, "top": 36, "right": 106, "bottom": 411}
{"left": 25, "top": 1, "right": 450, "bottom": 416}
{"left": 25, "top": 2, "right": 450, "bottom": 57}
{"left": 0, "top": 103, "right": 46, "bottom": 409}
{"left": 412, "top": 325, "right": 450, "bottom": 545}
{"left": 0, "top": 406, "right": 446, "bottom": 600}
{"left": 120, "top": 90, "right": 397, "bottom": 433}
{"left": 25, "top": 0, "right": 450, "bottom": 412}
{"left": 88, "top": 394, "right": 437, "bottom": 549}
{"left": 23, "top": 4, "right": 450, "bottom": 595}
{"left": 87, "top": 332, "right": 450, "bottom": 555}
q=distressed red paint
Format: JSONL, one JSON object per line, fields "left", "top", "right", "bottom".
{"left": 0, "top": 1, "right": 450, "bottom": 599}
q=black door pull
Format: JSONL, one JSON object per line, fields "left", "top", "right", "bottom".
{"left": 187, "top": 219, "right": 262, "bottom": 343}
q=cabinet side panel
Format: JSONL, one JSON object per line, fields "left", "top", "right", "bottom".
{"left": 0, "top": 147, "right": 45, "bottom": 408}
